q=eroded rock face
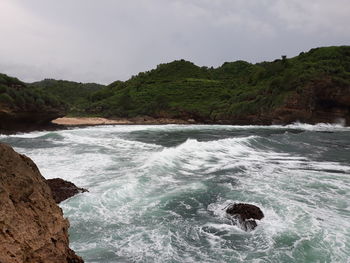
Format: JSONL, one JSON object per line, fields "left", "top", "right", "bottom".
{"left": 0, "top": 109, "right": 65, "bottom": 134}
{"left": 226, "top": 203, "right": 264, "bottom": 231}
{"left": 0, "top": 143, "right": 83, "bottom": 263}
{"left": 47, "top": 178, "right": 88, "bottom": 204}
{"left": 268, "top": 77, "right": 350, "bottom": 125}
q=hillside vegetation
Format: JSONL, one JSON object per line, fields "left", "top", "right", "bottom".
{"left": 30, "top": 79, "right": 104, "bottom": 115}
{"left": 83, "top": 46, "right": 350, "bottom": 123}
{"left": 0, "top": 74, "right": 65, "bottom": 113}
{"left": 1, "top": 45, "right": 350, "bottom": 128}
{"left": 0, "top": 74, "right": 68, "bottom": 132}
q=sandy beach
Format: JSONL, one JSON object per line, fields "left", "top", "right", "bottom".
{"left": 52, "top": 116, "right": 192, "bottom": 126}
{"left": 52, "top": 117, "right": 132, "bottom": 126}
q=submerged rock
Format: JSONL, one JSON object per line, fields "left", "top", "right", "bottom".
{"left": 0, "top": 142, "right": 83, "bottom": 263}
{"left": 46, "top": 178, "right": 88, "bottom": 204}
{"left": 226, "top": 203, "right": 264, "bottom": 231}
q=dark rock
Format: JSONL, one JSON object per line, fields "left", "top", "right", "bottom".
{"left": 0, "top": 142, "right": 83, "bottom": 262}
{"left": 0, "top": 109, "right": 66, "bottom": 134}
{"left": 226, "top": 203, "right": 264, "bottom": 231}
{"left": 226, "top": 203, "right": 264, "bottom": 220}
{"left": 46, "top": 178, "right": 88, "bottom": 204}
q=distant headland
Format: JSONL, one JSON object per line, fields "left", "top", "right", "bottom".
{"left": 1, "top": 45, "right": 350, "bottom": 133}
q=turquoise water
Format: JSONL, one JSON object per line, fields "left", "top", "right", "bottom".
{"left": 1, "top": 124, "right": 350, "bottom": 262}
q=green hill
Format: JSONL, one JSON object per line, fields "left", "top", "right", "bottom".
{"left": 1, "top": 45, "right": 350, "bottom": 129}
{"left": 0, "top": 74, "right": 65, "bottom": 114}
{"left": 85, "top": 46, "right": 350, "bottom": 124}
{"left": 0, "top": 74, "right": 67, "bottom": 132}
{"left": 29, "top": 79, "right": 104, "bottom": 115}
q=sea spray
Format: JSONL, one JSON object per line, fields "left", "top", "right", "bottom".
{"left": 1, "top": 124, "right": 349, "bottom": 262}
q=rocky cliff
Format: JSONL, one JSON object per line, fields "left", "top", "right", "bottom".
{"left": 0, "top": 108, "right": 65, "bottom": 134}
{"left": 227, "top": 77, "right": 350, "bottom": 125}
{"left": 270, "top": 77, "right": 350, "bottom": 125}
{"left": 0, "top": 73, "right": 66, "bottom": 134}
{"left": 0, "top": 143, "right": 83, "bottom": 263}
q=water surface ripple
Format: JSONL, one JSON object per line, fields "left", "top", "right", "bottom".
{"left": 1, "top": 124, "right": 350, "bottom": 262}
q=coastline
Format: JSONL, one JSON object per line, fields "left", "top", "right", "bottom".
{"left": 52, "top": 117, "right": 133, "bottom": 126}
{"left": 0, "top": 116, "right": 194, "bottom": 135}
{"left": 52, "top": 116, "right": 193, "bottom": 126}
{"left": 1, "top": 116, "right": 348, "bottom": 135}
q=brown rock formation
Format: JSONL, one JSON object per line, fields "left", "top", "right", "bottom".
{"left": 0, "top": 143, "right": 83, "bottom": 263}
{"left": 269, "top": 77, "right": 350, "bottom": 125}
{"left": 47, "top": 178, "right": 88, "bottom": 204}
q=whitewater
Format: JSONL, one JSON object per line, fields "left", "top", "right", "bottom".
{"left": 1, "top": 124, "right": 349, "bottom": 263}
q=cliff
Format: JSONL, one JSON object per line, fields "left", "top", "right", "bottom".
{"left": 0, "top": 108, "right": 65, "bottom": 133}
{"left": 269, "top": 77, "right": 350, "bottom": 125}
{"left": 0, "top": 143, "right": 83, "bottom": 263}
{"left": 0, "top": 73, "right": 66, "bottom": 133}
{"left": 220, "top": 77, "right": 350, "bottom": 125}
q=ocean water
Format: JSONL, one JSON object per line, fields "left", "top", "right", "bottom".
{"left": 1, "top": 124, "right": 350, "bottom": 263}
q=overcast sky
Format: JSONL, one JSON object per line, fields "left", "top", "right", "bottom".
{"left": 0, "top": 0, "right": 349, "bottom": 84}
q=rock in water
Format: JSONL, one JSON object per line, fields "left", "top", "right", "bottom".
{"left": 46, "top": 178, "right": 88, "bottom": 204}
{"left": 0, "top": 142, "right": 83, "bottom": 263}
{"left": 226, "top": 203, "right": 264, "bottom": 231}
{"left": 226, "top": 203, "right": 264, "bottom": 220}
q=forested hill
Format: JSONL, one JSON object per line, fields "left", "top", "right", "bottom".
{"left": 86, "top": 46, "right": 350, "bottom": 124}
{"left": 0, "top": 74, "right": 66, "bottom": 132}
{"left": 1, "top": 45, "right": 350, "bottom": 130}
{"left": 29, "top": 79, "right": 104, "bottom": 115}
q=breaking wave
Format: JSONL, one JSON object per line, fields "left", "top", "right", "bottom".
{"left": 1, "top": 124, "right": 349, "bottom": 262}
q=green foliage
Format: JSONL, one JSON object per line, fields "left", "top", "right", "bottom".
{"left": 0, "top": 73, "right": 23, "bottom": 86}
{"left": 0, "top": 93, "right": 14, "bottom": 105}
{"left": 0, "top": 73, "right": 66, "bottom": 112}
{"left": 79, "top": 46, "right": 350, "bottom": 120}
{"left": 212, "top": 60, "right": 255, "bottom": 80}
{"left": 2, "top": 46, "right": 349, "bottom": 121}
{"left": 29, "top": 79, "right": 104, "bottom": 115}
{"left": 0, "top": 84, "right": 7, "bottom": 93}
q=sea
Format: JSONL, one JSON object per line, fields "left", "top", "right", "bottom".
{"left": 1, "top": 123, "right": 349, "bottom": 263}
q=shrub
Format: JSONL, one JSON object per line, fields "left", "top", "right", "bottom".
{"left": 0, "top": 93, "right": 14, "bottom": 105}
{"left": 0, "top": 85, "right": 7, "bottom": 93}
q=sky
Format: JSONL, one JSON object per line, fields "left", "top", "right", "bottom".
{"left": 0, "top": 0, "right": 349, "bottom": 84}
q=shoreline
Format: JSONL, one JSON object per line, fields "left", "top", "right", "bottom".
{"left": 52, "top": 117, "right": 133, "bottom": 126}
{"left": 51, "top": 116, "right": 194, "bottom": 126}
{"left": 0, "top": 116, "right": 195, "bottom": 135}
{"left": 1, "top": 116, "right": 347, "bottom": 135}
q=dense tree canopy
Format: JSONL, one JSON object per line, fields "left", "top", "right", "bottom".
{"left": 2, "top": 46, "right": 350, "bottom": 123}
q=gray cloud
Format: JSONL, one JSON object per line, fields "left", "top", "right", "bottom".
{"left": 0, "top": 0, "right": 349, "bottom": 84}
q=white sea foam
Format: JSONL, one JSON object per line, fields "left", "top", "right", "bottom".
{"left": 1, "top": 124, "right": 349, "bottom": 262}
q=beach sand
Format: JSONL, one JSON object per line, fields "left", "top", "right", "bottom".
{"left": 52, "top": 117, "right": 132, "bottom": 126}
{"left": 52, "top": 116, "right": 193, "bottom": 126}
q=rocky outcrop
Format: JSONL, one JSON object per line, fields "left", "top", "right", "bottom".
{"left": 0, "top": 143, "right": 83, "bottom": 263}
{"left": 0, "top": 73, "right": 66, "bottom": 134}
{"left": 226, "top": 203, "right": 264, "bottom": 231}
{"left": 269, "top": 77, "right": 350, "bottom": 125}
{"left": 47, "top": 178, "right": 88, "bottom": 204}
{"left": 0, "top": 109, "right": 65, "bottom": 134}
{"left": 170, "top": 76, "right": 350, "bottom": 126}
{"left": 146, "top": 77, "right": 350, "bottom": 126}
